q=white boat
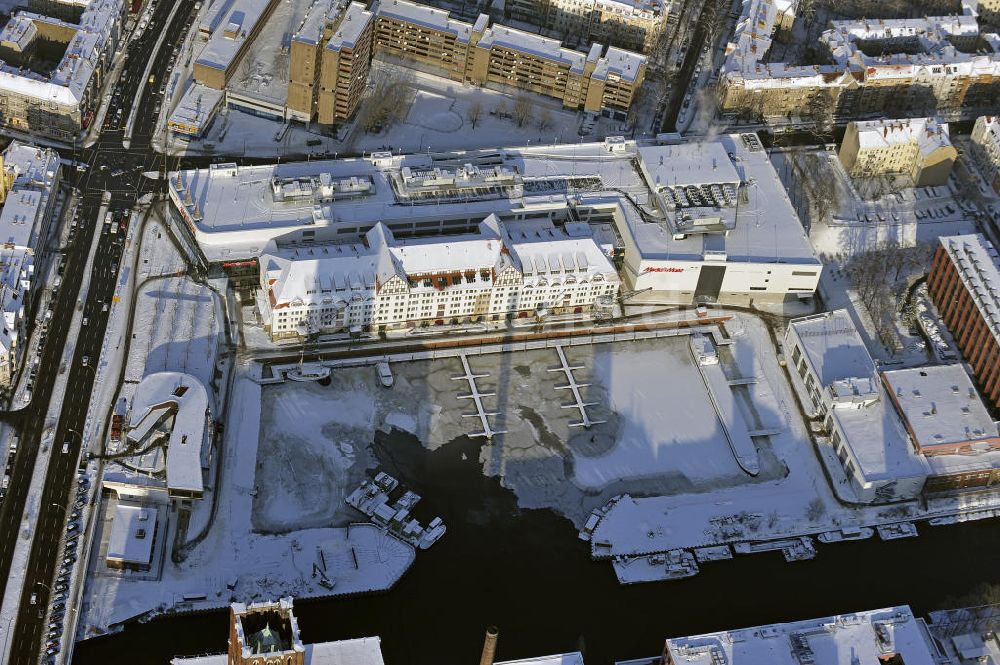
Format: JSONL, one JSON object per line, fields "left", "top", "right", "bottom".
{"left": 376, "top": 361, "right": 394, "bottom": 387}
{"left": 418, "top": 517, "right": 447, "bottom": 549}
{"left": 817, "top": 526, "right": 874, "bottom": 543}
{"left": 286, "top": 363, "right": 330, "bottom": 382}
{"left": 876, "top": 522, "right": 918, "bottom": 540}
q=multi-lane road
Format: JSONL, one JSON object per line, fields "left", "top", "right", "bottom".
{"left": 0, "top": 0, "right": 198, "bottom": 662}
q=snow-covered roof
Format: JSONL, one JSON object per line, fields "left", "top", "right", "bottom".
{"left": 0, "top": 0, "right": 123, "bottom": 108}
{"left": 262, "top": 215, "right": 616, "bottom": 310}
{"left": 0, "top": 14, "right": 39, "bottom": 52}
{"left": 851, "top": 117, "right": 953, "bottom": 159}
{"left": 638, "top": 142, "right": 740, "bottom": 190}
{"left": 293, "top": 0, "right": 348, "bottom": 45}
{"left": 196, "top": 0, "right": 278, "bottom": 72}
{"left": 787, "top": 310, "right": 874, "bottom": 387}
{"left": 621, "top": 134, "right": 818, "bottom": 265}
{"left": 0, "top": 140, "right": 59, "bottom": 250}
{"left": 263, "top": 241, "right": 378, "bottom": 310}
{"left": 376, "top": 0, "right": 475, "bottom": 43}
{"left": 169, "top": 140, "right": 642, "bottom": 261}
{"left": 882, "top": 364, "right": 1000, "bottom": 451}
{"left": 938, "top": 234, "right": 1000, "bottom": 352}
{"left": 167, "top": 83, "right": 225, "bottom": 135}
{"left": 476, "top": 24, "right": 586, "bottom": 73}
{"left": 106, "top": 504, "right": 158, "bottom": 566}
{"left": 170, "top": 136, "right": 814, "bottom": 271}
{"left": 172, "top": 637, "right": 385, "bottom": 665}
{"left": 327, "top": 2, "right": 372, "bottom": 49}
{"left": 721, "top": 0, "right": 1000, "bottom": 88}
{"left": 496, "top": 654, "right": 583, "bottom": 665}
{"left": 591, "top": 46, "right": 646, "bottom": 83}
{"left": 128, "top": 372, "right": 210, "bottom": 496}
{"left": 787, "top": 311, "right": 928, "bottom": 484}
{"left": 664, "top": 606, "right": 937, "bottom": 665}
{"left": 0, "top": 246, "right": 31, "bottom": 355}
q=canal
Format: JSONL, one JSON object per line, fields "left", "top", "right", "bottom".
{"left": 74, "top": 432, "right": 1000, "bottom": 665}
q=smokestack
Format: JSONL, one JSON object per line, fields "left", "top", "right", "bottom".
{"left": 479, "top": 626, "right": 499, "bottom": 665}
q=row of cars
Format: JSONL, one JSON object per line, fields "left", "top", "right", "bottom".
{"left": 39, "top": 469, "right": 90, "bottom": 662}
{"left": 0, "top": 437, "right": 17, "bottom": 502}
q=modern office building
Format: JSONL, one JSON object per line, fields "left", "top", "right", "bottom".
{"left": 970, "top": 115, "right": 1000, "bottom": 194}
{"left": 785, "top": 310, "right": 929, "bottom": 503}
{"left": 838, "top": 117, "right": 957, "bottom": 186}
{"left": 927, "top": 234, "right": 1000, "bottom": 411}
{"left": 786, "top": 309, "right": 1000, "bottom": 502}
{"left": 0, "top": 0, "right": 127, "bottom": 140}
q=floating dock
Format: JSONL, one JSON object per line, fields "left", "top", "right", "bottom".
{"left": 452, "top": 354, "right": 505, "bottom": 439}
{"left": 691, "top": 336, "right": 761, "bottom": 475}
{"left": 549, "top": 346, "right": 605, "bottom": 429}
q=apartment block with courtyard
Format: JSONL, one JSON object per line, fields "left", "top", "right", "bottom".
{"left": 718, "top": 0, "right": 1000, "bottom": 125}
{"left": 0, "top": 0, "right": 127, "bottom": 140}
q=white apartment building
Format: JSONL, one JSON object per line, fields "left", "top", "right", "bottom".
{"left": 258, "top": 214, "right": 619, "bottom": 338}
{"left": 971, "top": 115, "right": 1000, "bottom": 194}
{"left": 0, "top": 141, "right": 61, "bottom": 388}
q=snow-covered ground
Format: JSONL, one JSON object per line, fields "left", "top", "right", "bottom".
{"left": 79, "top": 217, "right": 415, "bottom": 636}
{"left": 586, "top": 314, "right": 1000, "bottom": 565}
{"left": 157, "top": 53, "right": 648, "bottom": 157}
{"left": 79, "top": 373, "right": 415, "bottom": 637}
{"left": 773, "top": 148, "right": 977, "bottom": 260}
{"left": 251, "top": 325, "right": 788, "bottom": 527}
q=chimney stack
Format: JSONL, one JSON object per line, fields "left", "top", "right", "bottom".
{"left": 479, "top": 626, "right": 499, "bottom": 665}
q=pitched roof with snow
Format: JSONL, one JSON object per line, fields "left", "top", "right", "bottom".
{"left": 0, "top": 0, "right": 123, "bottom": 108}
{"left": 850, "top": 117, "right": 953, "bottom": 158}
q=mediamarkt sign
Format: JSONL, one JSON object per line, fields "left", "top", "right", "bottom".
{"left": 643, "top": 266, "right": 684, "bottom": 273}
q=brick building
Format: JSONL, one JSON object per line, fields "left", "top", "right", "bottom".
{"left": 927, "top": 234, "right": 1000, "bottom": 411}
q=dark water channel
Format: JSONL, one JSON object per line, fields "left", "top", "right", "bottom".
{"left": 75, "top": 430, "right": 1000, "bottom": 665}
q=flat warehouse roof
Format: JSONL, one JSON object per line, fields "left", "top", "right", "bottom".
{"left": 882, "top": 364, "right": 1000, "bottom": 451}
{"left": 170, "top": 136, "right": 817, "bottom": 271}
{"left": 664, "top": 606, "right": 937, "bottom": 665}
{"left": 196, "top": 0, "right": 278, "bottom": 71}
{"left": 107, "top": 504, "right": 158, "bottom": 565}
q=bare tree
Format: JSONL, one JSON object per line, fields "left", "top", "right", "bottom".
{"left": 493, "top": 99, "right": 509, "bottom": 119}
{"left": 466, "top": 101, "right": 484, "bottom": 129}
{"left": 512, "top": 94, "right": 533, "bottom": 127}
{"left": 536, "top": 108, "right": 553, "bottom": 131}
{"left": 806, "top": 88, "right": 836, "bottom": 139}
{"left": 358, "top": 67, "right": 413, "bottom": 133}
